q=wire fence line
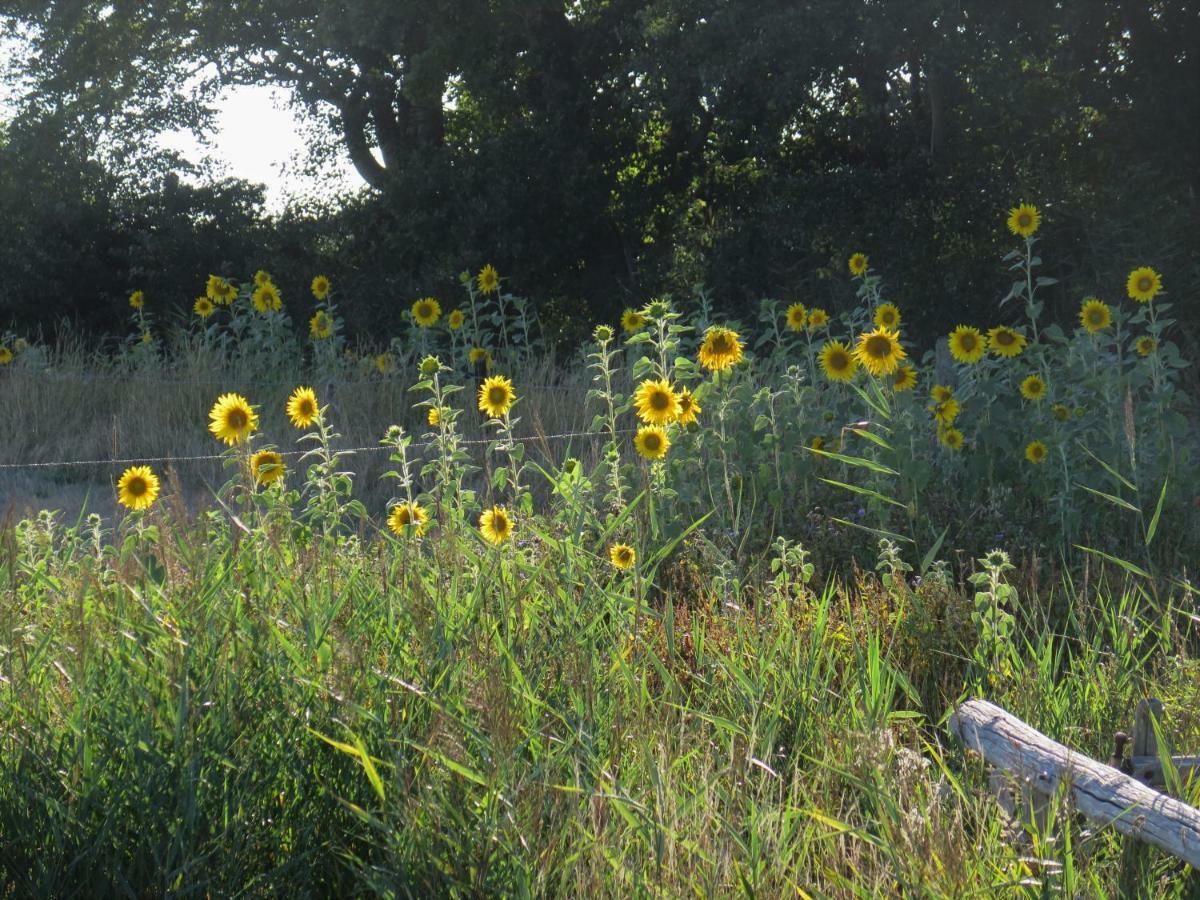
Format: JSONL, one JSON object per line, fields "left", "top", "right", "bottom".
{"left": 0, "top": 428, "right": 633, "bottom": 472}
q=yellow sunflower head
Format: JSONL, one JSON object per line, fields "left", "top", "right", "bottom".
{"left": 479, "top": 506, "right": 513, "bottom": 545}
{"left": 1135, "top": 335, "right": 1157, "bottom": 357}
{"left": 208, "top": 393, "right": 258, "bottom": 446}
{"left": 848, "top": 252, "right": 868, "bottom": 276}
{"left": 892, "top": 364, "right": 918, "bottom": 392}
{"left": 1006, "top": 204, "right": 1041, "bottom": 238}
{"left": 254, "top": 270, "right": 273, "bottom": 288}
{"left": 194, "top": 297, "right": 214, "bottom": 319}
{"left": 1079, "top": 298, "right": 1112, "bottom": 333}
{"left": 854, "top": 327, "right": 906, "bottom": 376}
{"left": 1019, "top": 374, "right": 1047, "bottom": 402}
{"left": 806, "top": 308, "right": 829, "bottom": 329}
{"left": 621, "top": 309, "right": 647, "bottom": 333}
{"left": 311, "top": 274, "right": 331, "bottom": 300}
{"left": 412, "top": 297, "right": 442, "bottom": 327}
{"left": 128, "top": 290, "right": 145, "bottom": 310}
{"left": 1126, "top": 266, "right": 1162, "bottom": 303}
{"left": 938, "top": 426, "right": 964, "bottom": 451}
{"left": 389, "top": 501, "right": 430, "bottom": 538}
{"left": 447, "top": 308, "right": 465, "bottom": 330}
{"left": 468, "top": 347, "right": 493, "bottom": 371}
{"left": 930, "top": 384, "right": 954, "bottom": 403}
{"left": 309, "top": 310, "right": 333, "bottom": 339}
{"left": 697, "top": 327, "right": 744, "bottom": 371}
{"left": 250, "top": 450, "right": 286, "bottom": 486}
{"left": 286, "top": 387, "right": 319, "bottom": 429}
{"left": 427, "top": 406, "right": 442, "bottom": 427}
{"left": 1024, "top": 440, "right": 1048, "bottom": 464}
{"left": 634, "top": 425, "right": 670, "bottom": 460}
{"left": 375, "top": 352, "right": 396, "bottom": 375}
{"left": 819, "top": 340, "right": 858, "bottom": 382}
{"left": 948, "top": 326, "right": 985, "bottom": 364}
{"left": 252, "top": 282, "right": 282, "bottom": 314}
{"left": 0, "top": 346, "right": 12, "bottom": 365}
{"left": 633, "top": 378, "right": 681, "bottom": 425}
{"left": 609, "top": 543, "right": 636, "bottom": 570}
{"left": 1052, "top": 403, "right": 1071, "bottom": 422}
{"left": 932, "top": 397, "right": 960, "bottom": 426}
{"left": 987, "top": 325, "right": 1026, "bottom": 358}
{"left": 117, "top": 465, "right": 160, "bottom": 511}
{"left": 477, "top": 264, "right": 501, "bottom": 295}
{"left": 785, "top": 303, "right": 807, "bottom": 332}
{"left": 478, "top": 375, "right": 516, "bottom": 419}
{"left": 675, "top": 388, "right": 701, "bottom": 425}
{"left": 873, "top": 303, "right": 901, "bottom": 330}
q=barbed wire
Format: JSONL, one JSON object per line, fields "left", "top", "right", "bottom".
{"left": 0, "top": 427, "right": 634, "bottom": 472}
{"left": 0, "top": 369, "right": 582, "bottom": 391}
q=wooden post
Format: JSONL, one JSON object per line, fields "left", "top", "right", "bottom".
{"left": 1121, "top": 699, "right": 1164, "bottom": 893}
{"left": 950, "top": 699, "right": 1200, "bottom": 867}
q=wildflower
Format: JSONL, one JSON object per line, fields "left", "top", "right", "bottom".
{"left": 785, "top": 303, "right": 807, "bottom": 332}
{"left": 1020, "top": 374, "right": 1047, "bottom": 401}
{"left": 855, "top": 327, "right": 906, "bottom": 376}
{"left": 389, "top": 502, "right": 430, "bottom": 538}
{"left": 675, "top": 388, "right": 701, "bottom": 425}
{"left": 479, "top": 506, "right": 513, "bottom": 544}
{"left": 1007, "top": 204, "right": 1041, "bottom": 238}
{"left": 412, "top": 297, "right": 441, "bottom": 327}
{"left": 194, "top": 297, "right": 215, "bottom": 318}
{"left": 129, "top": 290, "right": 145, "bottom": 310}
{"left": 609, "top": 544, "right": 636, "bottom": 570}
{"left": 948, "top": 326, "right": 985, "bottom": 364}
{"left": 621, "top": 309, "right": 646, "bottom": 332}
{"left": 117, "top": 466, "right": 160, "bottom": 510}
{"left": 634, "top": 426, "right": 670, "bottom": 460}
{"left": 250, "top": 450, "right": 286, "bottom": 485}
{"left": 311, "top": 274, "right": 331, "bottom": 300}
{"left": 477, "top": 264, "right": 501, "bottom": 295}
{"left": 987, "top": 326, "right": 1026, "bottom": 358}
{"left": 633, "top": 379, "right": 681, "bottom": 425}
{"left": 1135, "top": 335, "right": 1157, "bottom": 357}
{"left": 252, "top": 281, "right": 282, "bottom": 313}
{"left": 848, "top": 253, "right": 868, "bottom": 276}
{"left": 447, "top": 309, "right": 465, "bottom": 330}
{"left": 1024, "top": 440, "right": 1048, "bottom": 464}
{"left": 819, "top": 340, "right": 857, "bottom": 382}
{"left": 478, "top": 375, "right": 516, "bottom": 418}
{"left": 892, "top": 364, "right": 918, "bottom": 392}
{"left": 287, "top": 387, "right": 319, "bottom": 429}
{"left": 468, "top": 347, "right": 493, "bottom": 371}
{"left": 697, "top": 327, "right": 744, "bottom": 371}
{"left": 310, "top": 309, "right": 333, "bottom": 339}
{"left": 806, "top": 308, "right": 829, "bottom": 329}
{"left": 1079, "top": 298, "right": 1112, "bottom": 333}
{"left": 1126, "top": 267, "right": 1162, "bottom": 303}
{"left": 873, "top": 303, "right": 901, "bottom": 330}
{"left": 938, "top": 427, "right": 964, "bottom": 451}
{"left": 208, "top": 393, "right": 258, "bottom": 445}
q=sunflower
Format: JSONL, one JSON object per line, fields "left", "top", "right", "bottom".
{"left": 412, "top": 297, "right": 441, "bottom": 327}
{"left": 252, "top": 281, "right": 282, "bottom": 313}
{"left": 987, "top": 326, "right": 1026, "bottom": 358}
{"left": 634, "top": 426, "right": 670, "bottom": 460}
{"left": 468, "top": 347, "right": 493, "bottom": 371}
{"left": 932, "top": 398, "right": 960, "bottom": 426}
{"left": 251, "top": 270, "right": 270, "bottom": 288}
{"left": 1126, "top": 267, "right": 1162, "bottom": 303}
{"left": 621, "top": 309, "right": 647, "bottom": 332}
{"left": 117, "top": 465, "right": 160, "bottom": 511}
{"left": 930, "top": 384, "right": 954, "bottom": 403}
{"left": 1020, "top": 374, "right": 1047, "bottom": 401}
{"left": 948, "top": 326, "right": 985, "bottom": 364}
{"left": 854, "top": 327, "right": 906, "bottom": 376}
{"left": 478, "top": 375, "right": 516, "bottom": 418}
{"left": 1006, "top": 204, "right": 1041, "bottom": 238}
{"left": 375, "top": 353, "right": 396, "bottom": 375}
{"left": 873, "top": 303, "right": 901, "bottom": 330}
{"left": 819, "top": 340, "right": 857, "bottom": 382}
{"left": 676, "top": 388, "right": 701, "bottom": 425}
{"left": 938, "top": 427, "right": 964, "bottom": 451}
{"left": 427, "top": 407, "right": 443, "bottom": 427}
{"left": 785, "top": 303, "right": 807, "bottom": 332}
{"left": 477, "top": 264, "right": 501, "bottom": 295}
{"left": 388, "top": 501, "right": 429, "bottom": 538}
{"left": 250, "top": 450, "right": 286, "bottom": 486}
{"left": 311, "top": 274, "right": 331, "bottom": 300}
{"left": 0, "top": 347, "right": 12, "bottom": 365}
{"left": 698, "top": 327, "right": 744, "bottom": 371}
{"left": 208, "top": 393, "right": 258, "bottom": 445}
{"left": 206, "top": 274, "right": 237, "bottom": 304}
{"left": 1079, "top": 298, "right": 1112, "bottom": 333}
{"left": 129, "top": 290, "right": 145, "bottom": 310}
{"left": 447, "top": 309, "right": 465, "bottom": 330}
{"left": 194, "top": 297, "right": 215, "bottom": 318}
{"left": 310, "top": 310, "right": 334, "bottom": 340}
{"left": 1135, "top": 335, "right": 1157, "bottom": 357}
{"left": 1024, "top": 440, "right": 1048, "bottom": 464}
{"left": 806, "top": 308, "right": 829, "bottom": 329}
{"left": 1052, "top": 403, "right": 1071, "bottom": 422}
{"left": 609, "top": 543, "right": 636, "bottom": 570}
{"left": 848, "top": 253, "right": 868, "bottom": 276}
{"left": 479, "top": 506, "right": 513, "bottom": 545}
{"left": 633, "top": 378, "right": 681, "bottom": 425}
{"left": 287, "top": 387, "right": 319, "bottom": 429}
{"left": 892, "top": 364, "right": 918, "bottom": 392}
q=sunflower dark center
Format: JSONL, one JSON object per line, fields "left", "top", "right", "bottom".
{"left": 960, "top": 335, "right": 977, "bottom": 351}
{"left": 866, "top": 335, "right": 892, "bottom": 358}
{"left": 127, "top": 478, "right": 146, "bottom": 496}
{"left": 830, "top": 351, "right": 849, "bottom": 369}
{"left": 493, "top": 512, "right": 508, "bottom": 530}
{"left": 996, "top": 331, "right": 1014, "bottom": 345}
{"left": 644, "top": 434, "right": 661, "bottom": 450}
{"left": 1138, "top": 276, "right": 1152, "bottom": 292}
{"left": 650, "top": 391, "right": 670, "bottom": 410}
{"left": 1089, "top": 310, "right": 1103, "bottom": 323}
{"left": 489, "top": 387, "right": 507, "bottom": 405}
{"left": 711, "top": 335, "right": 731, "bottom": 353}
{"left": 1018, "top": 213, "right": 1031, "bottom": 227}
{"left": 227, "top": 409, "right": 247, "bottom": 429}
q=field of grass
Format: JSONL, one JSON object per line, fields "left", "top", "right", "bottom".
{"left": 2, "top": 238, "right": 1199, "bottom": 895}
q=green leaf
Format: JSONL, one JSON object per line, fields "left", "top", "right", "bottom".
{"left": 819, "top": 478, "right": 906, "bottom": 508}
{"left": 1074, "top": 545, "right": 1151, "bottom": 580}
{"left": 1145, "top": 477, "right": 1168, "bottom": 547}
{"left": 807, "top": 447, "right": 899, "bottom": 476}
{"left": 1076, "top": 484, "right": 1139, "bottom": 513}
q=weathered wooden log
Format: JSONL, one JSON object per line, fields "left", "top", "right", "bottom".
{"left": 950, "top": 699, "right": 1200, "bottom": 867}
